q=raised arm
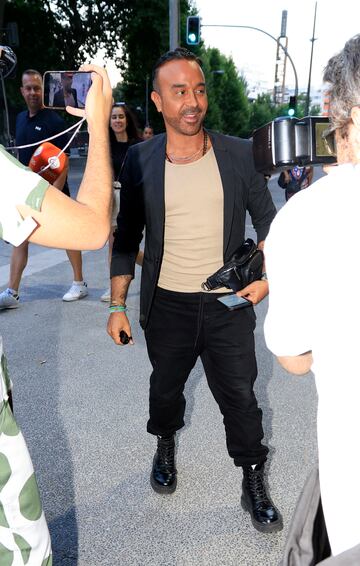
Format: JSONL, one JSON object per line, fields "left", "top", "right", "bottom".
{"left": 17, "top": 64, "right": 113, "bottom": 250}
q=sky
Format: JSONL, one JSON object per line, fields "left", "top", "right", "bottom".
{"left": 96, "top": 0, "right": 360, "bottom": 95}
{"left": 194, "top": 0, "right": 360, "bottom": 94}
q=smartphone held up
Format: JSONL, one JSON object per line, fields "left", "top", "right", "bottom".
{"left": 43, "top": 71, "right": 92, "bottom": 110}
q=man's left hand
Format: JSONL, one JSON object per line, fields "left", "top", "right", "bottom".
{"left": 236, "top": 280, "right": 269, "bottom": 305}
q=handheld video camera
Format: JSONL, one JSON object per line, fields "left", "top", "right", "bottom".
{"left": 0, "top": 46, "right": 17, "bottom": 146}
{"left": 0, "top": 45, "right": 17, "bottom": 78}
{"left": 252, "top": 116, "right": 336, "bottom": 175}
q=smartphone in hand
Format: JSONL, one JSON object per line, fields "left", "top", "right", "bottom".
{"left": 43, "top": 71, "right": 92, "bottom": 110}
{"left": 217, "top": 293, "right": 252, "bottom": 310}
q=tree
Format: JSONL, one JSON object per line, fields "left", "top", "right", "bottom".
{"left": 274, "top": 93, "right": 321, "bottom": 120}
{"left": 201, "top": 47, "right": 250, "bottom": 137}
{"left": 115, "top": 0, "right": 195, "bottom": 131}
{"left": 3, "top": 0, "right": 123, "bottom": 109}
{"left": 248, "top": 94, "right": 275, "bottom": 136}
{"left": 247, "top": 91, "right": 321, "bottom": 139}
{"left": 5, "top": 0, "right": 120, "bottom": 68}
{"left": 0, "top": 0, "right": 5, "bottom": 29}
{"left": 112, "top": 82, "right": 126, "bottom": 104}
{"left": 218, "top": 59, "right": 250, "bottom": 137}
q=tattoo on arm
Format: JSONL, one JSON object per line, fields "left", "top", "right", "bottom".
{"left": 111, "top": 274, "right": 132, "bottom": 306}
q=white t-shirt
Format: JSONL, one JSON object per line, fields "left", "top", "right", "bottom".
{"left": 0, "top": 145, "right": 49, "bottom": 402}
{"left": 264, "top": 163, "right": 360, "bottom": 557}
{"left": 1, "top": 145, "right": 49, "bottom": 246}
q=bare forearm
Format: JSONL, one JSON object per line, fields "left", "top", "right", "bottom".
{"left": 14, "top": 65, "right": 113, "bottom": 251}
{"left": 110, "top": 274, "right": 132, "bottom": 305}
{"left": 17, "top": 140, "right": 111, "bottom": 250}
{"left": 277, "top": 352, "right": 313, "bottom": 375}
{"left": 76, "top": 128, "right": 112, "bottom": 219}
{"left": 22, "top": 130, "right": 112, "bottom": 249}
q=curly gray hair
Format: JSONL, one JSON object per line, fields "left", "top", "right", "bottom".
{"left": 323, "top": 34, "right": 360, "bottom": 136}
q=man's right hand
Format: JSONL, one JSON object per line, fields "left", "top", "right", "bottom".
{"left": 107, "top": 312, "right": 134, "bottom": 346}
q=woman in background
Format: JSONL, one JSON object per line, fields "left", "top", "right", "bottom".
{"left": 101, "top": 103, "right": 143, "bottom": 302}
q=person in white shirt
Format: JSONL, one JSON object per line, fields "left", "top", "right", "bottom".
{"left": 264, "top": 35, "right": 360, "bottom": 562}
{"left": 0, "top": 64, "right": 112, "bottom": 565}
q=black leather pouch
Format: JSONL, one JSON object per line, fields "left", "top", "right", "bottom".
{"left": 201, "top": 239, "right": 264, "bottom": 292}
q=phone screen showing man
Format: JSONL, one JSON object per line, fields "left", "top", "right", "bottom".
{"left": 43, "top": 71, "right": 92, "bottom": 109}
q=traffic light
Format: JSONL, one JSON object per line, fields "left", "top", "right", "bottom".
{"left": 186, "top": 16, "right": 200, "bottom": 45}
{"left": 288, "top": 95, "right": 297, "bottom": 116}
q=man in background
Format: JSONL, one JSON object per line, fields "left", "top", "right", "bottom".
{"left": 53, "top": 72, "right": 79, "bottom": 108}
{"left": 0, "top": 69, "right": 88, "bottom": 309}
{"left": 278, "top": 165, "right": 313, "bottom": 201}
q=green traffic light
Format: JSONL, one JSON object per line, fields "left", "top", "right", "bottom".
{"left": 186, "top": 16, "right": 200, "bottom": 45}
{"left": 288, "top": 95, "right": 297, "bottom": 117}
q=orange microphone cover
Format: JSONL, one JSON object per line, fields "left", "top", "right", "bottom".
{"left": 28, "top": 142, "right": 68, "bottom": 184}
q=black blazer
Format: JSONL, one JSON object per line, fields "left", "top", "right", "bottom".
{"left": 111, "top": 130, "right": 276, "bottom": 328}
{"left": 53, "top": 88, "right": 78, "bottom": 108}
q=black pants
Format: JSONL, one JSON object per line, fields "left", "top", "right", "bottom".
{"left": 145, "top": 287, "right": 268, "bottom": 467}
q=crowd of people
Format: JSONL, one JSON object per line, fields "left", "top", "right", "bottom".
{"left": 2, "top": 33, "right": 360, "bottom": 565}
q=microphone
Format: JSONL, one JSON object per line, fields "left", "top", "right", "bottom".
{"left": 28, "top": 142, "right": 68, "bottom": 183}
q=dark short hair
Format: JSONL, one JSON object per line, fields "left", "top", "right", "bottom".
{"left": 152, "top": 47, "right": 202, "bottom": 91}
{"left": 22, "top": 69, "right": 42, "bottom": 83}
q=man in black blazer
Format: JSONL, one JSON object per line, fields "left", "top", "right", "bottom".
{"left": 53, "top": 73, "right": 78, "bottom": 108}
{"left": 107, "top": 48, "right": 281, "bottom": 533}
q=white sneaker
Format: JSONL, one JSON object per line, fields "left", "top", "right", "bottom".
{"left": 100, "top": 288, "right": 111, "bottom": 302}
{"left": 0, "top": 288, "right": 20, "bottom": 310}
{"left": 62, "top": 282, "right": 88, "bottom": 302}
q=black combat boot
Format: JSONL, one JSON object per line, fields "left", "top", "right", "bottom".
{"left": 150, "top": 435, "right": 177, "bottom": 494}
{"left": 241, "top": 463, "right": 283, "bottom": 533}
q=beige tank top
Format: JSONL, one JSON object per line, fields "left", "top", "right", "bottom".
{"left": 158, "top": 147, "right": 227, "bottom": 293}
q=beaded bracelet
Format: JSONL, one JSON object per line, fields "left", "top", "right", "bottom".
{"left": 109, "top": 305, "right": 127, "bottom": 313}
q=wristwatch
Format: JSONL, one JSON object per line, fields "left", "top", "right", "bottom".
{"left": 261, "top": 272, "right": 268, "bottom": 281}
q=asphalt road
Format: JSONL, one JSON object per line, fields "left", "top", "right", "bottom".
{"left": 0, "top": 158, "right": 323, "bottom": 566}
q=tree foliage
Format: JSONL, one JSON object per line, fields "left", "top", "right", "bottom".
{"left": 4, "top": 0, "right": 120, "bottom": 109}
{"left": 247, "top": 92, "right": 321, "bottom": 138}
{"left": 5, "top": 0, "right": 120, "bottom": 69}
{"left": 3, "top": 0, "right": 321, "bottom": 138}
{"left": 114, "top": 0, "right": 195, "bottom": 132}
{"left": 201, "top": 47, "right": 249, "bottom": 137}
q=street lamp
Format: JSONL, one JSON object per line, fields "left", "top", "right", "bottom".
{"left": 201, "top": 23, "right": 299, "bottom": 98}
{"left": 305, "top": 2, "right": 318, "bottom": 115}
